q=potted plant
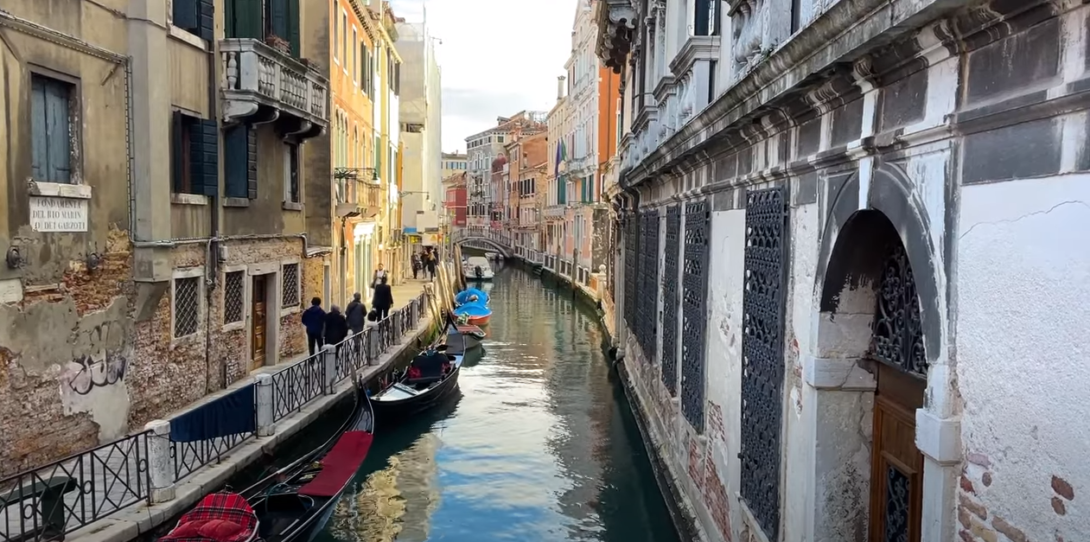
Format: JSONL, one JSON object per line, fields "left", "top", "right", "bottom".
{"left": 265, "top": 34, "right": 290, "bottom": 54}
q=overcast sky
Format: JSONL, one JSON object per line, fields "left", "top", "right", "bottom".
{"left": 390, "top": 0, "right": 578, "bottom": 153}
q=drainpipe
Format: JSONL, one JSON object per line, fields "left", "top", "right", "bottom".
{"left": 205, "top": 42, "right": 221, "bottom": 393}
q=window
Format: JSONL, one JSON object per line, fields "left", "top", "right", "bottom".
{"left": 172, "top": 112, "right": 219, "bottom": 196}
{"left": 352, "top": 28, "right": 358, "bottom": 83}
{"left": 497, "top": 135, "right": 505, "bottom": 143}
{"left": 30, "top": 74, "right": 76, "bottom": 184}
{"left": 341, "top": 13, "right": 348, "bottom": 69}
{"left": 360, "top": 42, "right": 370, "bottom": 94}
{"left": 173, "top": 275, "right": 200, "bottom": 338}
{"left": 223, "top": 271, "right": 245, "bottom": 324}
{"left": 333, "top": 2, "right": 339, "bottom": 63}
{"left": 225, "top": 123, "right": 257, "bottom": 198}
{"left": 281, "top": 263, "right": 300, "bottom": 307}
{"left": 284, "top": 142, "right": 300, "bottom": 203}
{"left": 173, "top": 0, "right": 213, "bottom": 41}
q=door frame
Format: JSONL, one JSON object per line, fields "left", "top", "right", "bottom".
{"left": 246, "top": 262, "right": 281, "bottom": 372}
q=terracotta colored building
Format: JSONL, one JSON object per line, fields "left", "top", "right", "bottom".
{"left": 442, "top": 172, "right": 467, "bottom": 227}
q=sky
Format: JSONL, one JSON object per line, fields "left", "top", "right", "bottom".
{"left": 389, "top": 0, "right": 579, "bottom": 153}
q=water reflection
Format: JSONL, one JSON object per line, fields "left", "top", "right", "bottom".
{"left": 318, "top": 266, "right": 679, "bottom": 542}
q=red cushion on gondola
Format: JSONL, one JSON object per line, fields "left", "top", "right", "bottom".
{"left": 297, "top": 430, "right": 373, "bottom": 497}
{"left": 161, "top": 492, "right": 257, "bottom": 542}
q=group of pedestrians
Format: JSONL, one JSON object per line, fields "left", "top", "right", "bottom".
{"left": 411, "top": 248, "right": 439, "bottom": 280}
{"left": 300, "top": 264, "right": 396, "bottom": 356}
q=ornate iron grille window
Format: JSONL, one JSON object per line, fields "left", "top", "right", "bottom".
{"left": 636, "top": 210, "right": 660, "bottom": 357}
{"left": 281, "top": 263, "right": 300, "bottom": 307}
{"left": 680, "top": 200, "right": 710, "bottom": 431}
{"left": 661, "top": 205, "right": 681, "bottom": 395}
{"left": 174, "top": 276, "right": 200, "bottom": 338}
{"left": 623, "top": 215, "right": 640, "bottom": 331}
{"left": 885, "top": 466, "right": 911, "bottom": 542}
{"left": 223, "top": 271, "right": 245, "bottom": 325}
{"left": 739, "top": 187, "right": 787, "bottom": 540}
{"left": 871, "top": 242, "right": 928, "bottom": 378}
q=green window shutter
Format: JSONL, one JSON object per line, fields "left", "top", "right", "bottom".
{"left": 190, "top": 118, "right": 219, "bottom": 197}
{"left": 288, "top": 0, "right": 300, "bottom": 57}
{"left": 247, "top": 126, "right": 258, "bottom": 199}
{"left": 198, "top": 0, "right": 214, "bottom": 42}
{"left": 225, "top": 0, "right": 263, "bottom": 39}
{"left": 375, "top": 135, "right": 382, "bottom": 177}
{"left": 172, "top": 111, "right": 185, "bottom": 193}
{"left": 224, "top": 124, "right": 248, "bottom": 198}
{"left": 173, "top": 0, "right": 199, "bottom": 34}
{"left": 269, "top": 0, "right": 288, "bottom": 40}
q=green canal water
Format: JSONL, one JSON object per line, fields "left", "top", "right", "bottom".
{"left": 304, "top": 265, "right": 680, "bottom": 542}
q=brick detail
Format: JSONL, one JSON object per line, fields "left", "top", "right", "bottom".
{"left": 958, "top": 451, "right": 1042, "bottom": 542}
{"left": 704, "top": 453, "right": 733, "bottom": 541}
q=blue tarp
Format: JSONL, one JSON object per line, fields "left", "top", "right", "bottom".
{"left": 453, "top": 303, "right": 491, "bottom": 318}
{"left": 170, "top": 384, "right": 256, "bottom": 442}
{"left": 455, "top": 288, "right": 489, "bottom": 305}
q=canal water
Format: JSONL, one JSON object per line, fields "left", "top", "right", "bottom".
{"left": 316, "top": 265, "right": 680, "bottom": 542}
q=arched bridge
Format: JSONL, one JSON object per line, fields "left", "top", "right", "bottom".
{"left": 452, "top": 228, "right": 513, "bottom": 258}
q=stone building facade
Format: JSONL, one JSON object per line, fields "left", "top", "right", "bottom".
{"left": 598, "top": 0, "right": 1090, "bottom": 541}
{"left": 0, "top": 0, "right": 328, "bottom": 476}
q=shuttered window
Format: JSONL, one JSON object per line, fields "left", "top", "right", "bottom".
{"left": 172, "top": 112, "right": 219, "bottom": 196}
{"left": 360, "top": 43, "right": 369, "bottom": 94}
{"left": 173, "top": 0, "right": 214, "bottom": 41}
{"left": 30, "top": 74, "right": 75, "bottom": 184}
{"left": 224, "top": 124, "right": 257, "bottom": 199}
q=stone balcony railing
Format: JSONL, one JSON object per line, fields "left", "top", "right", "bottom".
{"left": 545, "top": 205, "right": 566, "bottom": 218}
{"left": 221, "top": 38, "right": 329, "bottom": 134}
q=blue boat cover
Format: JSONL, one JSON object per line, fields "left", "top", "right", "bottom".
{"left": 455, "top": 288, "right": 489, "bottom": 305}
{"left": 453, "top": 303, "right": 492, "bottom": 317}
{"left": 170, "top": 384, "right": 256, "bottom": 442}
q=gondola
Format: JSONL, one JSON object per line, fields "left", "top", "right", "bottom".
{"left": 160, "top": 381, "right": 374, "bottom": 542}
{"left": 370, "top": 331, "right": 465, "bottom": 420}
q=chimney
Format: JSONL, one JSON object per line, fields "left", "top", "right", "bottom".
{"left": 557, "top": 76, "right": 566, "bottom": 101}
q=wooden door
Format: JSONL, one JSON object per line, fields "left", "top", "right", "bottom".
{"left": 869, "top": 363, "right": 925, "bottom": 542}
{"left": 251, "top": 275, "right": 267, "bottom": 369}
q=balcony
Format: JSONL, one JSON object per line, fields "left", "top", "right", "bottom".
{"left": 221, "top": 38, "right": 328, "bottom": 138}
{"left": 545, "top": 205, "right": 566, "bottom": 219}
{"left": 334, "top": 168, "right": 382, "bottom": 220}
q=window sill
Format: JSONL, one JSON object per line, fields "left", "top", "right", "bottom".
{"left": 223, "top": 197, "right": 250, "bottom": 208}
{"left": 168, "top": 25, "right": 209, "bottom": 51}
{"left": 171, "top": 193, "right": 209, "bottom": 206}
{"left": 282, "top": 201, "right": 303, "bottom": 211}
{"left": 222, "top": 321, "right": 245, "bottom": 332}
{"left": 280, "top": 305, "right": 300, "bottom": 317}
{"left": 29, "top": 181, "right": 91, "bottom": 199}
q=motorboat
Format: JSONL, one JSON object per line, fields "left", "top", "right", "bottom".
{"left": 463, "top": 256, "right": 494, "bottom": 281}
{"left": 453, "top": 302, "right": 491, "bottom": 326}
{"left": 454, "top": 287, "right": 489, "bottom": 307}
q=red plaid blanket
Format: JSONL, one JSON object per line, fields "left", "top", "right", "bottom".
{"left": 160, "top": 492, "right": 259, "bottom": 542}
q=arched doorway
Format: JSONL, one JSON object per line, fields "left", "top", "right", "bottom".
{"left": 817, "top": 209, "right": 928, "bottom": 542}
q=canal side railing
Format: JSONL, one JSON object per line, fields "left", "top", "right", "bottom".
{"left": 0, "top": 293, "right": 429, "bottom": 542}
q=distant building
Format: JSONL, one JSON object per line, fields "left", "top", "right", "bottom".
{"left": 442, "top": 172, "right": 467, "bottom": 228}
{"left": 463, "top": 111, "right": 547, "bottom": 229}
{"left": 395, "top": 16, "right": 442, "bottom": 241}
{"left": 441, "top": 152, "right": 467, "bottom": 179}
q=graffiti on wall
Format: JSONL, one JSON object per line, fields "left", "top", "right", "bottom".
{"left": 63, "top": 321, "right": 128, "bottom": 395}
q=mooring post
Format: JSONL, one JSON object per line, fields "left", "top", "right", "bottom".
{"left": 255, "top": 374, "right": 275, "bottom": 437}
{"left": 144, "top": 420, "right": 176, "bottom": 503}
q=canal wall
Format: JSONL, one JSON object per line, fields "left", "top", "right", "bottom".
{"left": 68, "top": 307, "right": 438, "bottom": 542}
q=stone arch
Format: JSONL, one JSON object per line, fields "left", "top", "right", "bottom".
{"left": 803, "top": 161, "right": 955, "bottom": 542}
{"left": 453, "top": 237, "right": 511, "bottom": 258}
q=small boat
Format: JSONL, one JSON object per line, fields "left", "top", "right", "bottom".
{"left": 371, "top": 334, "right": 465, "bottom": 420}
{"left": 445, "top": 320, "right": 485, "bottom": 354}
{"left": 455, "top": 287, "right": 489, "bottom": 306}
{"left": 453, "top": 302, "right": 491, "bottom": 326}
{"left": 463, "top": 256, "right": 494, "bottom": 281}
{"left": 161, "top": 384, "right": 374, "bottom": 542}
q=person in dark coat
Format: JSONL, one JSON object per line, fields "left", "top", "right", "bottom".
{"left": 301, "top": 297, "right": 325, "bottom": 356}
{"left": 371, "top": 276, "right": 394, "bottom": 321}
{"left": 425, "top": 251, "right": 437, "bottom": 281}
{"left": 345, "top": 292, "right": 367, "bottom": 334}
{"left": 324, "top": 304, "right": 349, "bottom": 346}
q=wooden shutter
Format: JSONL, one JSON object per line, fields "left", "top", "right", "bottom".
{"left": 246, "top": 125, "right": 258, "bottom": 199}
{"left": 269, "top": 0, "right": 288, "bottom": 40}
{"left": 190, "top": 118, "right": 219, "bottom": 197}
{"left": 288, "top": 0, "right": 300, "bottom": 57}
{"left": 198, "top": 0, "right": 214, "bottom": 41}
{"left": 173, "top": 0, "right": 199, "bottom": 33}
{"left": 172, "top": 111, "right": 185, "bottom": 193}
{"left": 224, "top": 124, "right": 248, "bottom": 198}
{"left": 225, "top": 0, "right": 263, "bottom": 39}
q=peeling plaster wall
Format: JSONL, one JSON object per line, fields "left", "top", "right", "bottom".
{"left": 956, "top": 175, "right": 1090, "bottom": 542}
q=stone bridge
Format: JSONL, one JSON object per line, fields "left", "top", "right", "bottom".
{"left": 452, "top": 228, "right": 513, "bottom": 258}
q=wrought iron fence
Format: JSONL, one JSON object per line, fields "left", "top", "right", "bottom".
{"left": 171, "top": 427, "right": 253, "bottom": 482}
{"left": 0, "top": 432, "right": 149, "bottom": 542}
{"left": 271, "top": 352, "right": 325, "bottom": 422}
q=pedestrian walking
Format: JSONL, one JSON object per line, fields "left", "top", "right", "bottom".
{"left": 324, "top": 304, "right": 349, "bottom": 347}
{"left": 301, "top": 297, "right": 326, "bottom": 355}
{"left": 345, "top": 292, "right": 367, "bottom": 335}
{"left": 425, "top": 252, "right": 437, "bottom": 280}
{"left": 371, "top": 276, "right": 394, "bottom": 321}
{"left": 371, "top": 263, "right": 388, "bottom": 289}
{"left": 411, "top": 253, "right": 422, "bottom": 279}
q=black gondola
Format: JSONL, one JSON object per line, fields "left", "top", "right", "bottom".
{"left": 370, "top": 332, "right": 466, "bottom": 420}
{"left": 159, "top": 381, "right": 374, "bottom": 542}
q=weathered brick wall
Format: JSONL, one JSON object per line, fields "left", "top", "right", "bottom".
{"left": 957, "top": 452, "right": 1062, "bottom": 542}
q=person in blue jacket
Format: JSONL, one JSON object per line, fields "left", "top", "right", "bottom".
{"left": 301, "top": 297, "right": 326, "bottom": 355}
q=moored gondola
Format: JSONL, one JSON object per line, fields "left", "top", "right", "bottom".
{"left": 370, "top": 332, "right": 466, "bottom": 420}
{"left": 159, "top": 381, "right": 374, "bottom": 542}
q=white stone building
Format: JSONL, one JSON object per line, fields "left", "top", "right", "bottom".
{"left": 596, "top": 1, "right": 1090, "bottom": 542}
{"left": 395, "top": 18, "right": 443, "bottom": 241}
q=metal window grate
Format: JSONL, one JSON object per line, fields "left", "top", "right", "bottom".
{"left": 636, "top": 210, "right": 660, "bottom": 358}
{"left": 282, "top": 263, "right": 300, "bottom": 307}
{"left": 661, "top": 205, "right": 681, "bottom": 396}
{"left": 739, "top": 187, "right": 787, "bottom": 540}
{"left": 174, "top": 277, "right": 200, "bottom": 338}
{"left": 680, "top": 201, "right": 710, "bottom": 431}
{"left": 223, "top": 271, "right": 244, "bottom": 324}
